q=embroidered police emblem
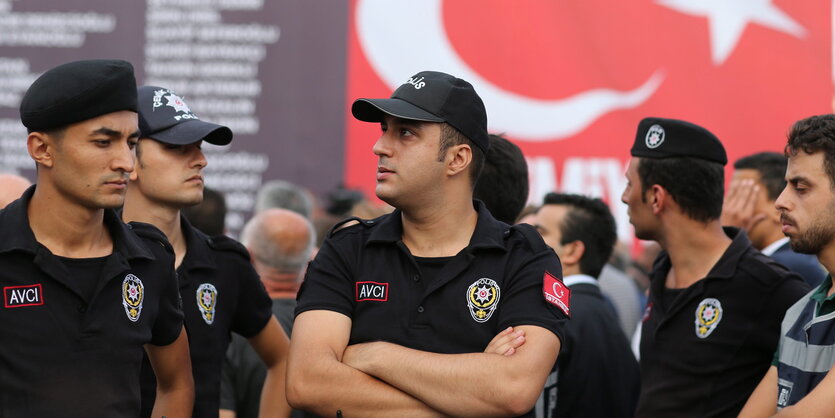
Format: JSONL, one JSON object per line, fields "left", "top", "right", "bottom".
{"left": 197, "top": 283, "right": 218, "bottom": 325}
{"left": 467, "top": 278, "right": 500, "bottom": 323}
{"left": 645, "top": 124, "right": 665, "bottom": 149}
{"left": 122, "top": 274, "right": 144, "bottom": 322}
{"left": 695, "top": 298, "right": 723, "bottom": 338}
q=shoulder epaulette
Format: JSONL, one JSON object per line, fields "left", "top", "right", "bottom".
{"left": 509, "top": 223, "right": 548, "bottom": 253}
{"left": 128, "top": 221, "right": 174, "bottom": 254}
{"left": 206, "top": 234, "right": 250, "bottom": 259}
{"left": 327, "top": 216, "right": 373, "bottom": 238}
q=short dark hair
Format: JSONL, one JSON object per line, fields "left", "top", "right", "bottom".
{"left": 439, "top": 123, "right": 484, "bottom": 188}
{"left": 182, "top": 187, "right": 227, "bottom": 236}
{"left": 786, "top": 114, "right": 835, "bottom": 190}
{"left": 733, "top": 152, "right": 787, "bottom": 201}
{"left": 542, "top": 193, "right": 617, "bottom": 278}
{"left": 638, "top": 157, "right": 724, "bottom": 223}
{"left": 473, "top": 134, "right": 529, "bottom": 224}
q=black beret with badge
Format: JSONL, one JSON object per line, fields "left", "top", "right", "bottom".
{"left": 631, "top": 117, "right": 727, "bottom": 165}
{"left": 20, "top": 59, "right": 138, "bottom": 132}
{"left": 137, "top": 85, "right": 232, "bottom": 146}
{"left": 351, "top": 70, "right": 490, "bottom": 154}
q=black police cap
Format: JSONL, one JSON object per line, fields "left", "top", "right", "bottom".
{"left": 137, "top": 85, "right": 232, "bottom": 146}
{"left": 20, "top": 59, "right": 138, "bottom": 132}
{"left": 351, "top": 71, "right": 490, "bottom": 154}
{"left": 631, "top": 117, "right": 727, "bottom": 165}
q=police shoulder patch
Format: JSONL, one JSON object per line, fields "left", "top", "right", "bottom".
{"left": 467, "top": 278, "right": 501, "bottom": 323}
{"left": 695, "top": 298, "right": 723, "bottom": 338}
{"left": 122, "top": 274, "right": 144, "bottom": 322}
{"left": 196, "top": 283, "right": 218, "bottom": 325}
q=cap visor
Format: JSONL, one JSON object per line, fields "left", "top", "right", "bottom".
{"left": 147, "top": 119, "right": 233, "bottom": 146}
{"left": 352, "top": 98, "right": 444, "bottom": 123}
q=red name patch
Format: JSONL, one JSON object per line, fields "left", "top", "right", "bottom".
{"left": 4, "top": 284, "right": 44, "bottom": 308}
{"left": 543, "top": 272, "right": 570, "bottom": 317}
{"left": 356, "top": 281, "right": 388, "bottom": 302}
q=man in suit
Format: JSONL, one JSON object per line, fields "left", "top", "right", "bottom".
{"left": 534, "top": 192, "right": 640, "bottom": 417}
{"left": 722, "top": 152, "right": 826, "bottom": 287}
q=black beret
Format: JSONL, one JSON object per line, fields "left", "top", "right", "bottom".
{"left": 631, "top": 117, "right": 727, "bottom": 165}
{"left": 20, "top": 59, "right": 138, "bottom": 132}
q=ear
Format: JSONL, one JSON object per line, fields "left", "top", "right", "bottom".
{"left": 446, "top": 143, "right": 472, "bottom": 177}
{"left": 27, "top": 132, "right": 55, "bottom": 168}
{"left": 649, "top": 184, "right": 668, "bottom": 215}
{"left": 559, "top": 240, "right": 586, "bottom": 266}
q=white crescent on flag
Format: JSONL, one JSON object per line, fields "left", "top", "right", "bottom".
{"left": 356, "top": 0, "right": 665, "bottom": 141}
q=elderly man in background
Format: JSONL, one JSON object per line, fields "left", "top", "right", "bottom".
{"left": 221, "top": 208, "right": 316, "bottom": 418}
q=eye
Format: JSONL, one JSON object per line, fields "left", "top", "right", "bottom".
{"left": 93, "top": 139, "right": 111, "bottom": 147}
{"left": 399, "top": 128, "right": 414, "bottom": 137}
{"left": 127, "top": 140, "right": 138, "bottom": 150}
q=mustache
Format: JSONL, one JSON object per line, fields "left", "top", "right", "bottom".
{"left": 780, "top": 213, "right": 796, "bottom": 226}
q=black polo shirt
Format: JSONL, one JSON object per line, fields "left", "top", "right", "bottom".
{"left": 637, "top": 228, "right": 809, "bottom": 417}
{"left": 0, "top": 186, "right": 183, "bottom": 418}
{"left": 296, "top": 200, "right": 567, "bottom": 355}
{"left": 140, "top": 217, "right": 273, "bottom": 418}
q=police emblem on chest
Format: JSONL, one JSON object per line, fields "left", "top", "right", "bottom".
{"left": 197, "top": 283, "right": 218, "bottom": 325}
{"left": 122, "top": 274, "right": 144, "bottom": 322}
{"left": 467, "top": 278, "right": 500, "bottom": 323}
{"left": 695, "top": 298, "right": 723, "bottom": 338}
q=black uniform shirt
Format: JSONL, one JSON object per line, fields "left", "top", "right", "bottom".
{"left": 637, "top": 228, "right": 809, "bottom": 417}
{"left": 141, "top": 217, "right": 273, "bottom": 418}
{"left": 0, "top": 187, "right": 183, "bottom": 418}
{"left": 296, "top": 201, "right": 567, "bottom": 355}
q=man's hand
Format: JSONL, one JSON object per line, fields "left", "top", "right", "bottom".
{"left": 484, "top": 326, "right": 526, "bottom": 356}
{"left": 721, "top": 178, "right": 767, "bottom": 232}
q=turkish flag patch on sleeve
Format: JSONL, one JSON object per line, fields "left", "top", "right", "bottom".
{"left": 543, "top": 271, "right": 570, "bottom": 317}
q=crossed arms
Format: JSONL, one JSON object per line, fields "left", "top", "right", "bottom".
{"left": 286, "top": 310, "right": 559, "bottom": 417}
{"left": 739, "top": 365, "right": 835, "bottom": 417}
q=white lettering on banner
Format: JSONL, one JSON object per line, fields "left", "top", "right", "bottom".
{"left": 527, "top": 156, "right": 631, "bottom": 242}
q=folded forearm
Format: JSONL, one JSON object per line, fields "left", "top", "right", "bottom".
{"left": 288, "top": 357, "right": 443, "bottom": 417}
{"left": 353, "top": 343, "right": 544, "bottom": 417}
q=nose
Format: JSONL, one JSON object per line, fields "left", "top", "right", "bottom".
{"left": 190, "top": 143, "right": 207, "bottom": 169}
{"left": 774, "top": 186, "right": 789, "bottom": 212}
{"left": 113, "top": 140, "right": 135, "bottom": 174}
{"left": 372, "top": 130, "right": 393, "bottom": 158}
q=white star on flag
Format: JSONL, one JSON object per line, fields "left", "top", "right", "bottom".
{"left": 657, "top": 0, "right": 807, "bottom": 65}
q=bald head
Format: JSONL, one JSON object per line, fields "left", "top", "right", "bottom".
{"left": 0, "top": 174, "right": 32, "bottom": 208}
{"left": 241, "top": 208, "right": 315, "bottom": 278}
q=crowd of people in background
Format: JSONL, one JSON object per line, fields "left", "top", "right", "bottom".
{"left": 2, "top": 58, "right": 834, "bottom": 418}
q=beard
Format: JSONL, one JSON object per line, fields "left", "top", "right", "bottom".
{"left": 787, "top": 209, "right": 835, "bottom": 255}
{"left": 789, "top": 222, "right": 835, "bottom": 254}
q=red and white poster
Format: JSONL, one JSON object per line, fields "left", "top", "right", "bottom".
{"left": 344, "top": 0, "right": 831, "bottom": 240}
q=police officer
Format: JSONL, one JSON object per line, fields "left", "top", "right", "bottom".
{"left": 622, "top": 117, "right": 809, "bottom": 416}
{"left": 122, "top": 86, "right": 291, "bottom": 417}
{"left": 287, "top": 71, "right": 567, "bottom": 417}
{"left": 0, "top": 60, "right": 193, "bottom": 417}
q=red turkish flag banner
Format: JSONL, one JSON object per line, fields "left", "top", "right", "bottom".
{"left": 344, "top": 0, "right": 831, "bottom": 240}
